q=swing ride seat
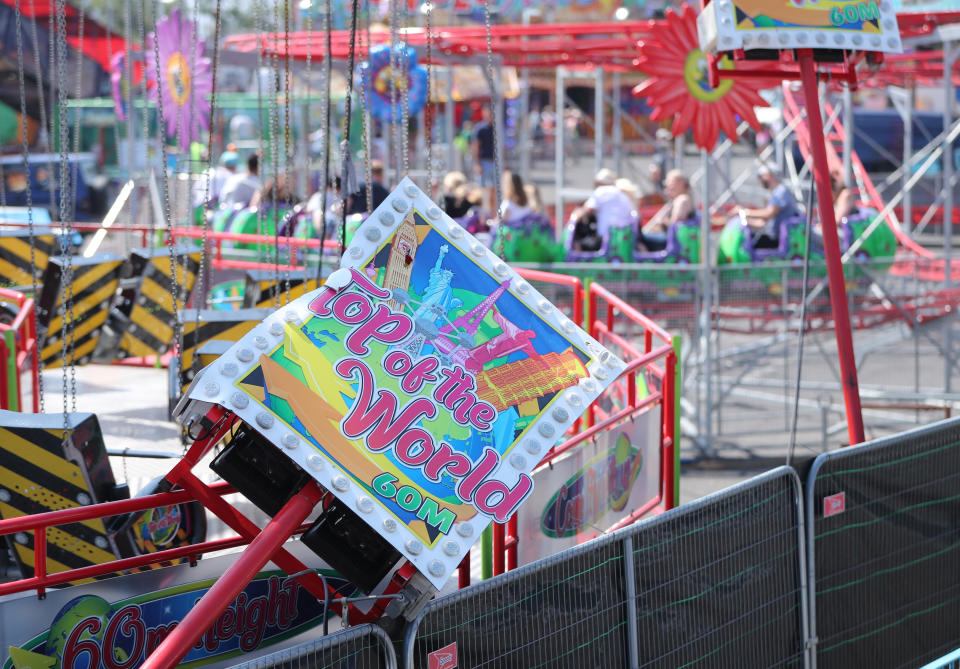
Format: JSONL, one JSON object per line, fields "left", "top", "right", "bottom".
{"left": 717, "top": 214, "right": 808, "bottom": 265}
{"left": 227, "top": 207, "right": 289, "bottom": 252}
{"left": 750, "top": 216, "right": 808, "bottom": 263}
{"left": 564, "top": 214, "right": 636, "bottom": 263}
{"left": 211, "top": 204, "right": 246, "bottom": 234}
{"left": 0, "top": 410, "right": 206, "bottom": 585}
{"left": 839, "top": 207, "right": 897, "bottom": 261}
{"left": 634, "top": 216, "right": 700, "bottom": 264}
{"left": 455, "top": 210, "right": 485, "bottom": 236}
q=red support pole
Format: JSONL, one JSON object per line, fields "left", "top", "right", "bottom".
{"left": 141, "top": 481, "right": 323, "bottom": 669}
{"left": 458, "top": 551, "right": 470, "bottom": 589}
{"left": 34, "top": 527, "right": 46, "bottom": 599}
{"left": 662, "top": 351, "right": 675, "bottom": 510}
{"left": 797, "top": 51, "right": 865, "bottom": 446}
{"left": 492, "top": 522, "right": 505, "bottom": 576}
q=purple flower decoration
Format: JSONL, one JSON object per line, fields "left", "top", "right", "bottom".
{"left": 147, "top": 8, "right": 212, "bottom": 150}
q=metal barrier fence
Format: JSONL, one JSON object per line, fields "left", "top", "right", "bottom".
{"left": 229, "top": 624, "right": 397, "bottom": 669}
{"left": 805, "top": 416, "right": 960, "bottom": 668}
{"left": 628, "top": 466, "right": 808, "bottom": 669}
{"left": 403, "top": 467, "right": 807, "bottom": 669}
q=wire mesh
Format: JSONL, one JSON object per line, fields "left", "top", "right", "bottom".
{"left": 227, "top": 623, "right": 396, "bottom": 669}
{"left": 627, "top": 466, "right": 807, "bottom": 668}
{"left": 406, "top": 532, "right": 630, "bottom": 668}
{"left": 693, "top": 254, "right": 960, "bottom": 457}
{"left": 807, "top": 416, "right": 960, "bottom": 669}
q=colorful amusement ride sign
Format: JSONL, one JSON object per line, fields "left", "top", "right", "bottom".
{"left": 699, "top": 0, "right": 904, "bottom": 55}
{"left": 188, "top": 179, "right": 625, "bottom": 589}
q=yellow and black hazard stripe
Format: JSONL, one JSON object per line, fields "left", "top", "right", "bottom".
{"left": 0, "top": 228, "right": 56, "bottom": 288}
{"left": 0, "top": 419, "right": 118, "bottom": 581}
{"left": 37, "top": 253, "right": 124, "bottom": 368}
{"left": 243, "top": 268, "right": 323, "bottom": 308}
{"left": 178, "top": 307, "right": 273, "bottom": 386}
{"left": 117, "top": 246, "right": 201, "bottom": 358}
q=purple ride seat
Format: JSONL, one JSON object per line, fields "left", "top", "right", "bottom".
{"left": 838, "top": 208, "right": 871, "bottom": 250}
{"left": 564, "top": 212, "right": 639, "bottom": 262}
{"left": 747, "top": 216, "right": 805, "bottom": 262}
{"left": 634, "top": 214, "right": 700, "bottom": 263}
{"left": 454, "top": 210, "right": 484, "bottom": 235}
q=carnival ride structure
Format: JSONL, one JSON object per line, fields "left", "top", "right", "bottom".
{"left": 0, "top": 2, "right": 957, "bottom": 666}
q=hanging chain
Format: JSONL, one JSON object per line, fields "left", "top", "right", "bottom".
{"left": 482, "top": 0, "right": 504, "bottom": 259}
{"left": 339, "top": 0, "right": 360, "bottom": 256}
{"left": 13, "top": 0, "right": 44, "bottom": 412}
{"left": 399, "top": 8, "right": 409, "bottom": 175}
{"left": 186, "top": 0, "right": 197, "bottom": 167}
{"left": 69, "top": 0, "right": 86, "bottom": 218}
{"left": 141, "top": 0, "right": 158, "bottom": 253}
{"left": 269, "top": 0, "right": 282, "bottom": 307}
{"left": 153, "top": 0, "right": 173, "bottom": 243}
{"left": 388, "top": 0, "right": 399, "bottom": 179}
{"left": 46, "top": 0, "right": 57, "bottom": 210}
{"left": 253, "top": 0, "right": 265, "bottom": 265}
{"left": 177, "top": 0, "right": 203, "bottom": 357}
{"left": 54, "top": 0, "right": 77, "bottom": 429}
{"left": 302, "top": 0, "right": 313, "bottom": 289}
{"left": 282, "top": 0, "right": 292, "bottom": 303}
{"left": 317, "top": 0, "right": 332, "bottom": 277}
{"left": 191, "top": 0, "right": 222, "bottom": 370}
{"left": 163, "top": 3, "right": 197, "bottom": 360}
{"left": 171, "top": 4, "right": 185, "bottom": 171}
{"left": 32, "top": 1, "right": 57, "bottom": 213}
{"left": 424, "top": 0, "right": 434, "bottom": 200}
{"left": 103, "top": 19, "right": 123, "bottom": 181}
{"left": 358, "top": 0, "right": 372, "bottom": 213}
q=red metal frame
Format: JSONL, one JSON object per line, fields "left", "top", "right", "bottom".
{"left": 0, "top": 288, "right": 40, "bottom": 412}
{"left": 222, "top": 12, "right": 960, "bottom": 72}
{"left": 224, "top": 21, "right": 658, "bottom": 70}
{"left": 0, "top": 267, "right": 677, "bottom": 662}
{"left": 793, "top": 52, "right": 866, "bottom": 446}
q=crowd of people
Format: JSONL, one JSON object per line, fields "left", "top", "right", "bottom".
{"left": 195, "top": 134, "right": 861, "bottom": 263}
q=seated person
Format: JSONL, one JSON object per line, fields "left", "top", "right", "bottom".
{"left": 639, "top": 162, "right": 666, "bottom": 206}
{"left": 811, "top": 172, "right": 859, "bottom": 251}
{"left": 442, "top": 171, "right": 473, "bottom": 219}
{"left": 639, "top": 169, "right": 694, "bottom": 252}
{"left": 251, "top": 174, "right": 297, "bottom": 209}
{"left": 831, "top": 170, "right": 858, "bottom": 222}
{"left": 499, "top": 170, "right": 533, "bottom": 224}
{"left": 740, "top": 165, "right": 800, "bottom": 249}
{"left": 524, "top": 183, "right": 543, "bottom": 215}
{"left": 569, "top": 168, "right": 634, "bottom": 252}
{"left": 220, "top": 153, "right": 261, "bottom": 209}
{"left": 346, "top": 160, "right": 389, "bottom": 214}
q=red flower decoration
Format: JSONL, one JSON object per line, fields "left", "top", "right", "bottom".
{"left": 632, "top": 3, "right": 772, "bottom": 152}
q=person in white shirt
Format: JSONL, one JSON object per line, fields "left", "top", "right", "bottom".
{"left": 192, "top": 150, "right": 238, "bottom": 208}
{"left": 572, "top": 168, "right": 635, "bottom": 239}
{"left": 212, "top": 151, "right": 239, "bottom": 201}
{"left": 220, "top": 153, "right": 261, "bottom": 208}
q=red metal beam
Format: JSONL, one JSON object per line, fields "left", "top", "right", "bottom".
{"left": 798, "top": 50, "right": 865, "bottom": 446}
{"left": 141, "top": 482, "right": 325, "bottom": 669}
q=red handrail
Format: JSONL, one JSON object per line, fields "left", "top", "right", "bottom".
{"left": 0, "top": 289, "right": 40, "bottom": 412}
